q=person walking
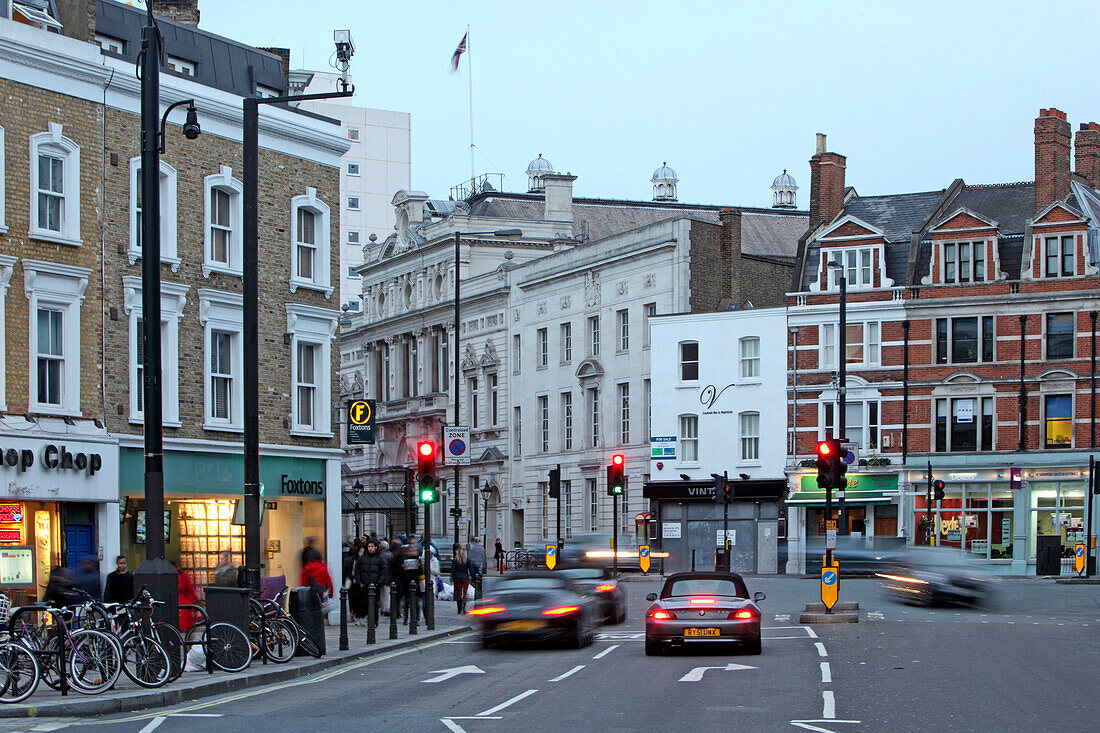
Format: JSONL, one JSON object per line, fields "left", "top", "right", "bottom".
{"left": 378, "top": 540, "right": 393, "bottom": 616}
{"left": 389, "top": 538, "right": 404, "bottom": 622}
{"left": 171, "top": 558, "right": 200, "bottom": 631}
{"left": 353, "top": 539, "right": 388, "bottom": 627}
{"left": 494, "top": 538, "right": 505, "bottom": 574}
{"left": 398, "top": 542, "right": 421, "bottom": 623}
{"left": 467, "top": 537, "right": 487, "bottom": 577}
{"left": 301, "top": 547, "right": 335, "bottom": 613}
{"left": 103, "top": 555, "right": 134, "bottom": 603}
{"left": 451, "top": 546, "right": 472, "bottom": 614}
{"left": 348, "top": 543, "right": 368, "bottom": 623}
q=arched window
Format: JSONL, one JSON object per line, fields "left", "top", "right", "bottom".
{"left": 290, "top": 187, "right": 332, "bottom": 297}
{"left": 29, "top": 123, "right": 81, "bottom": 245}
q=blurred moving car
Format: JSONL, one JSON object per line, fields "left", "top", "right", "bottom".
{"left": 559, "top": 532, "right": 643, "bottom": 570}
{"left": 876, "top": 546, "right": 998, "bottom": 606}
{"left": 469, "top": 572, "right": 600, "bottom": 648}
{"left": 805, "top": 536, "right": 904, "bottom": 576}
{"left": 643, "top": 571, "right": 765, "bottom": 656}
{"left": 559, "top": 565, "right": 627, "bottom": 624}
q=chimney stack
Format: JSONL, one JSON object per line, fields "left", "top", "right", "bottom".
{"left": 542, "top": 173, "right": 577, "bottom": 223}
{"left": 1034, "top": 108, "right": 1071, "bottom": 212}
{"left": 260, "top": 47, "right": 291, "bottom": 83}
{"left": 155, "top": 0, "right": 200, "bottom": 27}
{"left": 809, "top": 133, "right": 846, "bottom": 228}
{"left": 1074, "top": 122, "right": 1100, "bottom": 189}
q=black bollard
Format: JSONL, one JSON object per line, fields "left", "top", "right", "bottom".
{"left": 408, "top": 582, "right": 419, "bottom": 635}
{"left": 389, "top": 581, "right": 399, "bottom": 640}
{"left": 366, "top": 583, "right": 376, "bottom": 645}
{"left": 338, "top": 586, "right": 349, "bottom": 651}
{"left": 474, "top": 570, "right": 483, "bottom": 601}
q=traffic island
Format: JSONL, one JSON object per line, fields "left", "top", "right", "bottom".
{"left": 799, "top": 611, "right": 859, "bottom": 624}
{"left": 804, "top": 601, "right": 859, "bottom": 613}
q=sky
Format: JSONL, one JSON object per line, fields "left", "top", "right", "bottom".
{"left": 199, "top": 0, "right": 1100, "bottom": 209}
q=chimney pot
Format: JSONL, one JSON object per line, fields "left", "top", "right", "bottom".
{"left": 816, "top": 133, "right": 826, "bottom": 155}
{"left": 1075, "top": 121, "right": 1100, "bottom": 189}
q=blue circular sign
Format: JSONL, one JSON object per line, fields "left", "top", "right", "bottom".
{"left": 842, "top": 451, "right": 856, "bottom": 465}
{"left": 448, "top": 439, "right": 466, "bottom": 456}
{"left": 640, "top": 547, "right": 650, "bottom": 557}
{"left": 822, "top": 570, "right": 838, "bottom": 586}
{"left": 546, "top": 546, "right": 556, "bottom": 556}
{"left": 1077, "top": 546, "right": 1085, "bottom": 557}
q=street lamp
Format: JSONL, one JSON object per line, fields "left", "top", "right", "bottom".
{"left": 351, "top": 479, "right": 364, "bottom": 539}
{"left": 451, "top": 228, "right": 523, "bottom": 546}
{"left": 240, "top": 32, "right": 356, "bottom": 595}
{"left": 479, "top": 481, "right": 493, "bottom": 550}
{"left": 826, "top": 258, "right": 847, "bottom": 536}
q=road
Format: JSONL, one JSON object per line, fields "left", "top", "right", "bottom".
{"left": 4, "top": 575, "right": 1100, "bottom": 732}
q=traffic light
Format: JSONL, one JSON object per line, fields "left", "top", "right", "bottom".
{"left": 933, "top": 479, "right": 945, "bottom": 501}
{"left": 548, "top": 467, "right": 561, "bottom": 499}
{"left": 607, "top": 454, "right": 625, "bottom": 496}
{"left": 416, "top": 441, "right": 438, "bottom": 504}
{"left": 712, "top": 474, "right": 733, "bottom": 503}
{"left": 816, "top": 438, "right": 846, "bottom": 490}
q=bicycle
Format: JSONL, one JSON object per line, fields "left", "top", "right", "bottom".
{"left": 108, "top": 590, "right": 172, "bottom": 688}
{"left": 5, "top": 603, "right": 122, "bottom": 698}
{"left": 179, "top": 604, "right": 252, "bottom": 673}
{"left": 248, "top": 593, "right": 298, "bottom": 664}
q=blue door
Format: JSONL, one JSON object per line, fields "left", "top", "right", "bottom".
{"left": 65, "top": 523, "right": 95, "bottom": 571}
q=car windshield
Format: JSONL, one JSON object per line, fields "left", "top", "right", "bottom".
{"left": 496, "top": 577, "right": 570, "bottom": 591}
{"left": 560, "top": 568, "right": 605, "bottom": 580}
{"left": 663, "top": 578, "right": 748, "bottom": 598}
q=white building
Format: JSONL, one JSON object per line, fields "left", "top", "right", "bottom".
{"left": 645, "top": 308, "right": 789, "bottom": 573}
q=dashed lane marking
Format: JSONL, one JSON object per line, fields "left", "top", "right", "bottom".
{"left": 822, "top": 691, "right": 836, "bottom": 719}
{"left": 592, "top": 644, "right": 619, "bottom": 660}
{"left": 136, "top": 718, "right": 166, "bottom": 733}
{"left": 775, "top": 614, "right": 791, "bottom": 622}
{"left": 867, "top": 611, "right": 884, "bottom": 620}
{"left": 476, "top": 689, "right": 540, "bottom": 717}
{"left": 820, "top": 662, "right": 831, "bottom": 683}
{"left": 815, "top": 642, "right": 828, "bottom": 657}
{"left": 549, "top": 665, "right": 585, "bottom": 682}
{"left": 791, "top": 720, "right": 861, "bottom": 732}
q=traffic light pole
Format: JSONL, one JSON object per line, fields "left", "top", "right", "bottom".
{"left": 612, "top": 492, "right": 618, "bottom": 579}
{"left": 556, "top": 465, "right": 562, "bottom": 553}
{"left": 723, "top": 471, "right": 730, "bottom": 561}
{"left": 926, "top": 461, "right": 934, "bottom": 547}
{"left": 837, "top": 272, "right": 847, "bottom": 537}
{"left": 423, "top": 499, "right": 435, "bottom": 629}
{"left": 1087, "top": 455, "right": 1095, "bottom": 577}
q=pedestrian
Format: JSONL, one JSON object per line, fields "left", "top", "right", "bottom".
{"left": 170, "top": 558, "right": 199, "bottom": 631}
{"left": 389, "top": 538, "right": 404, "bottom": 621}
{"left": 467, "top": 537, "right": 487, "bottom": 577}
{"left": 42, "top": 566, "right": 79, "bottom": 606}
{"left": 300, "top": 547, "right": 335, "bottom": 613}
{"left": 494, "top": 538, "right": 505, "bottom": 573}
{"left": 399, "top": 543, "right": 422, "bottom": 622}
{"left": 103, "top": 555, "right": 134, "bottom": 603}
{"left": 75, "top": 557, "right": 101, "bottom": 601}
{"left": 451, "top": 546, "right": 472, "bottom": 614}
{"left": 348, "top": 543, "right": 368, "bottom": 621}
{"left": 378, "top": 540, "right": 393, "bottom": 615}
{"left": 353, "top": 539, "right": 389, "bottom": 626}
{"left": 212, "top": 551, "right": 237, "bottom": 587}
{"left": 300, "top": 536, "right": 316, "bottom": 571}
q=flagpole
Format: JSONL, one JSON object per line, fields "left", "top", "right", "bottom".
{"left": 467, "top": 24, "right": 475, "bottom": 190}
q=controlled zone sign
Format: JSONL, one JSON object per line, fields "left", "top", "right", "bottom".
{"left": 639, "top": 544, "right": 651, "bottom": 574}
{"left": 821, "top": 563, "right": 839, "bottom": 611}
{"left": 545, "top": 544, "right": 557, "bottom": 570}
{"left": 346, "top": 400, "right": 375, "bottom": 445}
{"left": 443, "top": 427, "right": 471, "bottom": 466}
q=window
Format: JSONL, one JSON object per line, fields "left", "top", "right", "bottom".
{"left": 255, "top": 85, "right": 280, "bottom": 99}
{"left": 166, "top": 56, "right": 195, "bottom": 76}
{"left": 129, "top": 159, "right": 179, "bottom": 268}
{"left": 440, "top": 334, "right": 449, "bottom": 392}
{"left": 588, "top": 316, "right": 600, "bottom": 356}
{"left": 290, "top": 188, "right": 333, "bottom": 295}
{"left": 821, "top": 323, "right": 880, "bottom": 368}
{"left": 934, "top": 396, "right": 993, "bottom": 452}
{"left": 588, "top": 387, "right": 600, "bottom": 448}
{"left": 740, "top": 412, "right": 760, "bottom": 461}
{"left": 588, "top": 478, "right": 598, "bottom": 531}
{"left": 562, "top": 391, "right": 573, "bottom": 450}
{"left": 401, "top": 341, "right": 410, "bottom": 398}
{"left": 383, "top": 347, "right": 391, "bottom": 400}
{"left": 618, "top": 383, "right": 630, "bottom": 445}
{"left": 821, "top": 324, "right": 835, "bottom": 369}
{"left": 30, "top": 125, "right": 81, "bottom": 245}
{"left": 537, "top": 328, "right": 548, "bottom": 368}
{"left": 347, "top": 162, "right": 360, "bottom": 176}
{"left": 1044, "top": 235, "right": 1075, "bottom": 278}
{"left": 823, "top": 401, "right": 880, "bottom": 450}
{"left": 679, "top": 341, "right": 699, "bottom": 381}
{"left": 344, "top": 299, "right": 360, "bottom": 312}
{"left": 942, "top": 242, "right": 985, "bottom": 284}
{"left": 94, "top": 34, "right": 124, "bottom": 54}
{"left": 209, "top": 330, "right": 233, "bottom": 422}
{"left": 935, "top": 316, "right": 994, "bottom": 364}
{"left": 513, "top": 407, "right": 522, "bottom": 457}
{"left": 203, "top": 167, "right": 243, "bottom": 276}
{"left": 826, "top": 248, "right": 874, "bottom": 289}
{"left": 296, "top": 343, "right": 318, "bottom": 429}
{"left": 1046, "top": 313, "right": 1074, "bottom": 359}
{"left": 468, "top": 377, "right": 479, "bottom": 428}
{"left": 539, "top": 396, "right": 549, "bottom": 452}
{"left": 347, "top": 196, "right": 360, "bottom": 211}
{"left": 489, "top": 373, "right": 498, "bottom": 426}
{"left": 123, "top": 277, "right": 185, "bottom": 425}
{"left": 740, "top": 337, "right": 760, "bottom": 378}
{"left": 512, "top": 335, "right": 521, "bottom": 374}
{"left": 618, "top": 309, "right": 629, "bottom": 351}
{"left": 409, "top": 339, "right": 419, "bottom": 397}
{"left": 347, "top": 128, "right": 360, "bottom": 141}
{"left": 199, "top": 290, "right": 244, "bottom": 430}
{"left": 563, "top": 480, "right": 573, "bottom": 538}
{"left": 1044, "top": 394, "right": 1072, "bottom": 448}
{"left": 679, "top": 415, "right": 699, "bottom": 462}
{"left": 36, "top": 308, "right": 63, "bottom": 406}
{"left": 347, "top": 231, "right": 360, "bottom": 244}
{"left": 347, "top": 266, "right": 361, "bottom": 279}
{"left": 560, "top": 322, "right": 572, "bottom": 363}
{"left": 643, "top": 303, "right": 656, "bottom": 348}
{"left": 25, "top": 260, "right": 88, "bottom": 415}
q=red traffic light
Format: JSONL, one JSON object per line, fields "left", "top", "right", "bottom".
{"left": 817, "top": 441, "right": 832, "bottom": 456}
{"left": 612, "top": 454, "right": 624, "bottom": 466}
{"left": 418, "top": 441, "right": 435, "bottom": 458}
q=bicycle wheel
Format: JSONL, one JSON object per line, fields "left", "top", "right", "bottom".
{"left": 68, "top": 629, "right": 122, "bottom": 694}
{"left": 206, "top": 623, "right": 251, "bottom": 673}
{"left": 295, "top": 622, "right": 323, "bottom": 659}
{"left": 119, "top": 633, "right": 170, "bottom": 688}
{"left": 0, "top": 642, "right": 40, "bottom": 704}
{"left": 155, "top": 623, "right": 185, "bottom": 683}
{"left": 260, "top": 617, "right": 298, "bottom": 664}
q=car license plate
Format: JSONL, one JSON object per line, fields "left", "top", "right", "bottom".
{"left": 499, "top": 620, "right": 546, "bottom": 631}
{"left": 684, "top": 627, "right": 721, "bottom": 637}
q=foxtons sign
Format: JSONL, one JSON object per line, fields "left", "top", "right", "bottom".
{"left": 279, "top": 475, "right": 324, "bottom": 497}
{"left": 0, "top": 444, "right": 103, "bottom": 477}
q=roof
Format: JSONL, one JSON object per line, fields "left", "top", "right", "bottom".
{"left": 843, "top": 190, "right": 946, "bottom": 243}
{"left": 740, "top": 212, "right": 807, "bottom": 258}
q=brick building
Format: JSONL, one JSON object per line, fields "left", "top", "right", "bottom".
{"left": 786, "top": 113, "right": 1100, "bottom": 575}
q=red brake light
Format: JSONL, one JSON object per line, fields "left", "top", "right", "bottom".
{"left": 650, "top": 609, "right": 676, "bottom": 620}
{"left": 543, "top": 606, "right": 580, "bottom": 616}
{"left": 729, "top": 609, "right": 756, "bottom": 620}
{"left": 468, "top": 606, "right": 506, "bottom": 616}
{"left": 595, "top": 584, "right": 617, "bottom": 592}
{"left": 689, "top": 597, "right": 717, "bottom": 605}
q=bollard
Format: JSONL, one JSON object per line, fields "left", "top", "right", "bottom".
{"left": 389, "top": 581, "right": 399, "bottom": 640}
{"left": 338, "top": 587, "right": 349, "bottom": 651}
{"left": 408, "top": 582, "right": 419, "bottom": 635}
{"left": 691, "top": 549, "right": 696, "bottom": 572}
{"left": 474, "top": 571, "right": 483, "bottom": 601}
{"left": 366, "top": 583, "right": 376, "bottom": 645}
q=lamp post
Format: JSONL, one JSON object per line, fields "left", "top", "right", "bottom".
{"left": 479, "top": 481, "right": 493, "bottom": 550}
{"left": 133, "top": 2, "right": 201, "bottom": 624}
{"left": 351, "top": 479, "right": 364, "bottom": 539}
{"left": 451, "top": 228, "right": 522, "bottom": 547}
{"left": 240, "top": 31, "right": 356, "bottom": 593}
{"left": 826, "top": 259, "right": 848, "bottom": 536}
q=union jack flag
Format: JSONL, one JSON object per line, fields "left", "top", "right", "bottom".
{"left": 450, "top": 32, "right": 467, "bottom": 72}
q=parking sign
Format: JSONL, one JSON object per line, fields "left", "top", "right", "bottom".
{"left": 443, "top": 427, "right": 470, "bottom": 466}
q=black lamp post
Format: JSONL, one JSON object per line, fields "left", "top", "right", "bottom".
{"left": 133, "top": 2, "right": 201, "bottom": 624}
{"left": 240, "top": 31, "right": 356, "bottom": 593}
{"left": 479, "top": 481, "right": 493, "bottom": 550}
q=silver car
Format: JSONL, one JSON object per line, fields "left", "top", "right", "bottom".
{"left": 644, "top": 572, "right": 765, "bottom": 656}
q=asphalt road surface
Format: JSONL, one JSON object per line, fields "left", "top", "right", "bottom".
{"left": 4, "top": 575, "right": 1099, "bottom": 732}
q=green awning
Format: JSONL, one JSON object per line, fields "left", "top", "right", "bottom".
{"left": 787, "top": 473, "right": 899, "bottom": 505}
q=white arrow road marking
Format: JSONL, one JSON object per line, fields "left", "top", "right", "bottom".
{"left": 822, "top": 690, "right": 836, "bottom": 718}
{"left": 592, "top": 644, "right": 619, "bottom": 659}
{"left": 477, "top": 689, "right": 539, "bottom": 717}
{"left": 678, "top": 662, "right": 757, "bottom": 682}
{"left": 422, "top": 665, "right": 486, "bottom": 683}
{"left": 550, "top": 665, "right": 585, "bottom": 682}
{"left": 790, "top": 721, "right": 861, "bottom": 732}
{"left": 820, "top": 662, "right": 831, "bottom": 683}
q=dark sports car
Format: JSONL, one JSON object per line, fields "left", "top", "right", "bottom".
{"left": 559, "top": 565, "right": 627, "bottom": 625}
{"left": 876, "top": 547, "right": 998, "bottom": 606}
{"left": 469, "top": 572, "right": 600, "bottom": 648}
{"left": 644, "top": 571, "right": 765, "bottom": 656}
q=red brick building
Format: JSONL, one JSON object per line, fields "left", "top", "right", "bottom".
{"left": 785, "top": 111, "right": 1100, "bottom": 575}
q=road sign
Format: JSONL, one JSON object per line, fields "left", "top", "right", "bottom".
{"left": 443, "top": 426, "right": 470, "bottom": 466}
{"left": 346, "top": 399, "right": 375, "bottom": 444}
{"left": 821, "top": 565, "right": 839, "bottom": 611}
{"left": 840, "top": 442, "right": 858, "bottom": 465}
{"left": 639, "top": 544, "right": 651, "bottom": 574}
{"left": 1075, "top": 543, "right": 1086, "bottom": 575}
{"left": 825, "top": 528, "right": 837, "bottom": 551}
{"left": 545, "top": 544, "right": 557, "bottom": 570}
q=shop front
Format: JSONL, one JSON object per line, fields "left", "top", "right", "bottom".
{"left": 119, "top": 442, "right": 341, "bottom": 589}
{"left": 0, "top": 418, "right": 119, "bottom": 603}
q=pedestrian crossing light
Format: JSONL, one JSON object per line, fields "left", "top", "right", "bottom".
{"left": 416, "top": 441, "right": 438, "bottom": 504}
{"left": 607, "top": 454, "right": 625, "bottom": 496}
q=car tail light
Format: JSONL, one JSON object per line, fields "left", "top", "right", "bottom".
{"left": 542, "top": 606, "right": 580, "bottom": 616}
{"left": 468, "top": 606, "right": 506, "bottom": 616}
{"left": 649, "top": 609, "right": 677, "bottom": 620}
{"left": 689, "top": 597, "right": 717, "bottom": 605}
{"left": 728, "top": 609, "right": 756, "bottom": 620}
{"left": 595, "top": 584, "right": 617, "bottom": 592}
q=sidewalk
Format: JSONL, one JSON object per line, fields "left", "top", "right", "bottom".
{"left": 0, "top": 601, "right": 471, "bottom": 719}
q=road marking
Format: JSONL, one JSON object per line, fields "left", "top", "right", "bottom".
{"left": 32, "top": 726, "right": 72, "bottom": 731}
{"left": 440, "top": 719, "right": 467, "bottom": 733}
{"left": 822, "top": 690, "right": 836, "bottom": 719}
{"left": 774, "top": 614, "right": 791, "bottom": 622}
{"left": 791, "top": 719, "right": 861, "bottom": 732}
{"left": 137, "top": 718, "right": 166, "bottom": 733}
{"left": 820, "top": 662, "right": 831, "bottom": 683}
{"left": 867, "top": 611, "right": 884, "bottom": 620}
{"left": 549, "top": 665, "right": 585, "bottom": 682}
{"left": 804, "top": 627, "right": 819, "bottom": 639}
{"left": 592, "top": 644, "right": 619, "bottom": 659}
{"left": 477, "top": 689, "right": 539, "bottom": 717}
{"left": 596, "top": 632, "right": 643, "bottom": 640}
{"left": 765, "top": 635, "right": 817, "bottom": 640}
{"left": 678, "top": 663, "right": 757, "bottom": 682}
{"left": 815, "top": 642, "right": 828, "bottom": 657}
{"left": 422, "top": 665, "right": 485, "bottom": 683}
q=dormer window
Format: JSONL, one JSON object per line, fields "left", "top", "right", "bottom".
{"left": 167, "top": 57, "right": 196, "bottom": 77}
{"left": 942, "top": 241, "right": 985, "bottom": 284}
{"left": 826, "top": 247, "right": 873, "bottom": 289}
{"left": 1043, "top": 235, "right": 1075, "bottom": 277}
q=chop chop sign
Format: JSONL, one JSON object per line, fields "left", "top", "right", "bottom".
{"left": 0, "top": 444, "right": 103, "bottom": 477}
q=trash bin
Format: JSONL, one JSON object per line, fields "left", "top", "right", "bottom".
{"left": 289, "top": 586, "right": 326, "bottom": 656}
{"left": 715, "top": 549, "right": 731, "bottom": 572}
{"left": 204, "top": 586, "right": 250, "bottom": 632}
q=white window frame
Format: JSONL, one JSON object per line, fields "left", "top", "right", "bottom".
{"left": 202, "top": 166, "right": 243, "bottom": 277}
{"left": 286, "top": 303, "right": 339, "bottom": 437}
{"left": 826, "top": 247, "right": 874, "bottom": 290}
{"left": 489, "top": 373, "right": 498, "bottom": 426}
{"left": 289, "top": 188, "right": 333, "bottom": 297}
{"left": 122, "top": 276, "right": 187, "bottom": 426}
{"left": 199, "top": 289, "right": 244, "bottom": 431}
{"left": 166, "top": 56, "right": 196, "bottom": 76}
{"left": 679, "top": 341, "right": 699, "bottom": 382}
{"left": 539, "top": 395, "right": 549, "bottom": 453}
{"left": 643, "top": 302, "right": 656, "bottom": 348}
{"left": 347, "top": 230, "right": 360, "bottom": 244}
{"left": 821, "top": 400, "right": 881, "bottom": 451}
{"left": 679, "top": 414, "right": 699, "bottom": 464}
{"left": 24, "top": 259, "right": 90, "bottom": 416}
{"left": 513, "top": 406, "right": 522, "bottom": 458}
{"left": 588, "top": 477, "right": 598, "bottom": 531}
{"left": 1042, "top": 234, "right": 1076, "bottom": 278}
{"left": 537, "top": 328, "right": 548, "bottom": 368}
{"left": 821, "top": 322, "right": 881, "bottom": 368}
{"left": 29, "top": 124, "right": 81, "bottom": 246}
{"left": 347, "top": 162, "right": 360, "bottom": 176}
{"left": 0, "top": 255, "right": 14, "bottom": 411}
{"left": 347, "top": 196, "right": 360, "bottom": 211}
{"left": 617, "top": 309, "right": 629, "bottom": 352}
{"left": 128, "top": 158, "right": 180, "bottom": 270}
{"left": 562, "top": 391, "right": 573, "bottom": 450}
{"left": 739, "top": 411, "right": 760, "bottom": 462}
{"left": 94, "top": 34, "right": 124, "bottom": 54}
{"left": 512, "top": 334, "right": 521, "bottom": 374}
{"left": 588, "top": 387, "right": 600, "bottom": 448}
{"left": 0, "top": 125, "right": 6, "bottom": 234}
{"left": 941, "top": 241, "right": 986, "bottom": 284}
{"left": 560, "top": 322, "right": 572, "bottom": 364}
{"left": 588, "top": 315, "right": 600, "bottom": 356}
{"left": 618, "top": 382, "right": 630, "bottom": 445}
{"left": 346, "top": 127, "right": 360, "bottom": 141}
{"left": 740, "top": 336, "right": 760, "bottom": 379}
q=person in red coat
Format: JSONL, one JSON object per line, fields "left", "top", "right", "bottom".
{"left": 170, "top": 558, "right": 199, "bottom": 631}
{"left": 300, "top": 547, "right": 334, "bottom": 599}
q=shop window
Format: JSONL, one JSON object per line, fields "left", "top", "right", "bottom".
{"left": 1043, "top": 235, "right": 1075, "bottom": 278}
{"left": 740, "top": 337, "right": 760, "bottom": 378}
{"left": 740, "top": 411, "right": 760, "bottom": 461}
{"left": 203, "top": 167, "right": 243, "bottom": 277}
{"left": 1044, "top": 394, "right": 1072, "bottom": 448}
{"left": 1045, "top": 313, "right": 1074, "bottom": 359}
{"left": 129, "top": 158, "right": 179, "bottom": 269}
{"left": 935, "top": 316, "right": 994, "bottom": 364}
{"left": 1029, "top": 483, "right": 1085, "bottom": 565}
{"left": 29, "top": 125, "right": 81, "bottom": 246}
{"left": 175, "top": 501, "right": 244, "bottom": 587}
{"left": 679, "top": 414, "right": 698, "bottom": 462}
{"left": 290, "top": 188, "right": 332, "bottom": 296}
{"left": 916, "top": 485, "right": 1014, "bottom": 559}
{"left": 935, "top": 396, "right": 994, "bottom": 452}
{"left": 679, "top": 341, "right": 699, "bottom": 381}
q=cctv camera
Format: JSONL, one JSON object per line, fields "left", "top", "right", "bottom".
{"left": 182, "top": 104, "right": 201, "bottom": 140}
{"left": 334, "top": 29, "right": 355, "bottom": 63}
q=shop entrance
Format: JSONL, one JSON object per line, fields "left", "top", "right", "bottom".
{"left": 64, "top": 524, "right": 94, "bottom": 570}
